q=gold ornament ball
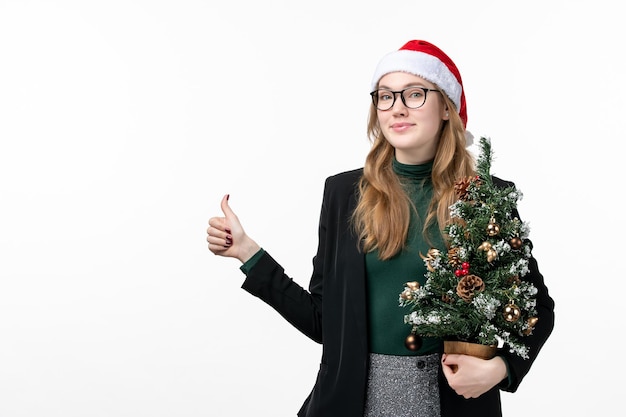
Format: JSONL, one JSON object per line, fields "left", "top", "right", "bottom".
{"left": 486, "top": 223, "right": 500, "bottom": 236}
{"left": 510, "top": 237, "right": 522, "bottom": 250}
{"left": 487, "top": 249, "right": 497, "bottom": 262}
{"left": 503, "top": 303, "right": 521, "bottom": 322}
{"left": 405, "top": 333, "right": 423, "bottom": 351}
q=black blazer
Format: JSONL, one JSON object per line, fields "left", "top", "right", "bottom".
{"left": 242, "top": 168, "right": 555, "bottom": 417}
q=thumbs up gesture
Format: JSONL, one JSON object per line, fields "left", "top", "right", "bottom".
{"left": 207, "top": 194, "right": 260, "bottom": 263}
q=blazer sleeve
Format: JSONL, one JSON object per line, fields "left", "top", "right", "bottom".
{"left": 493, "top": 177, "right": 555, "bottom": 392}
{"left": 500, "top": 244, "right": 554, "bottom": 392}
{"left": 239, "top": 176, "right": 332, "bottom": 344}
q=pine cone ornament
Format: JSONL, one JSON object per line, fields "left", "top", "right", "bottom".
{"left": 447, "top": 247, "right": 462, "bottom": 267}
{"left": 507, "top": 275, "right": 521, "bottom": 285}
{"left": 454, "top": 176, "right": 473, "bottom": 201}
{"left": 456, "top": 274, "right": 485, "bottom": 302}
{"left": 441, "top": 293, "right": 453, "bottom": 304}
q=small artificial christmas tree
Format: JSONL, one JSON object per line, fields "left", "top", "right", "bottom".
{"left": 399, "top": 137, "right": 539, "bottom": 359}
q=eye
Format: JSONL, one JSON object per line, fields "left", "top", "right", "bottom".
{"left": 407, "top": 88, "right": 425, "bottom": 98}
{"left": 378, "top": 90, "right": 393, "bottom": 101}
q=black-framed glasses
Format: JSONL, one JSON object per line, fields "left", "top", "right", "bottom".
{"left": 370, "top": 87, "right": 442, "bottom": 111}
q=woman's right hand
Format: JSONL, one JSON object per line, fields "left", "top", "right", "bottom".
{"left": 207, "top": 194, "right": 261, "bottom": 263}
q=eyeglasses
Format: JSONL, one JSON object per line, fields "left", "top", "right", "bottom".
{"left": 370, "top": 87, "right": 442, "bottom": 111}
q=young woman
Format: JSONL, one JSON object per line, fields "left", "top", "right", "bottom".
{"left": 207, "top": 40, "right": 555, "bottom": 417}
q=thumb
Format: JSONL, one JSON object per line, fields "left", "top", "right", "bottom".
{"left": 442, "top": 353, "right": 460, "bottom": 366}
{"left": 442, "top": 353, "right": 460, "bottom": 375}
{"left": 220, "top": 193, "right": 237, "bottom": 219}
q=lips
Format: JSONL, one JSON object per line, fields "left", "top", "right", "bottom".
{"left": 391, "top": 122, "right": 414, "bottom": 132}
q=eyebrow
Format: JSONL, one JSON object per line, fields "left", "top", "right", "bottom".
{"left": 377, "top": 83, "right": 431, "bottom": 90}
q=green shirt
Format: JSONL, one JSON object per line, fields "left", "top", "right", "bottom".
{"left": 365, "top": 158, "right": 445, "bottom": 356}
{"left": 241, "top": 160, "right": 446, "bottom": 356}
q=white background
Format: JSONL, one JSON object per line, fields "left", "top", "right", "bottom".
{"left": 0, "top": 1, "right": 622, "bottom": 416}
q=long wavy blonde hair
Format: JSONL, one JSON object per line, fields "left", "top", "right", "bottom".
{"left": 351, "top": 90, "right": 475, "bottom": 260}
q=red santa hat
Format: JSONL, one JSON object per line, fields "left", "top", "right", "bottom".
{"left": 371, "top": 40, "right": 468, "bottom": 129}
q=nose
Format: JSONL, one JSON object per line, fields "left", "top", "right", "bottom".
{"left": 390, "top": 92, "right": 408, "bottom": 113}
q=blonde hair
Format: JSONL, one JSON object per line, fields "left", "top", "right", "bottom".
{"left": 351, "top": 91, "right": 475, "bottom": 260}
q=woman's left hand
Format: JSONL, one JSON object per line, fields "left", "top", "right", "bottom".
{"left": 441, "top": 354, "right": 507, "bottom": 399}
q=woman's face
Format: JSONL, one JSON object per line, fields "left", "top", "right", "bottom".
{"left": 376, "top": 72, "right": 449, "bottom": 165}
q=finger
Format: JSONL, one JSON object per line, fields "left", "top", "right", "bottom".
{"left": 207, "top": 232, "right": 232, "bottom": 249}
{"left": 208, "top": 241, "right": 231, "bottom": 255}
{"left": 208, "top": 217, "right": 228, "bottom": 232}
{"left": 442, "top": 353, "right": 459, "bottom": 375}
{"left": 207, "top": 224, "right": 232, "bottom": 244}
{"left": 442, "top": 353, "right": 461, "bottom": 366}
{"left": 220, "top": 194, "right": 237, "bottom": 220}
{"left": 441, "top": 361, "right": 455, "bottom": 379}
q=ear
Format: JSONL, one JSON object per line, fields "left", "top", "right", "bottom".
{"left": 442, "top": 107, "right": 450, "bottom": 121}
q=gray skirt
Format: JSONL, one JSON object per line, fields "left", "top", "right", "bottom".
{"left": 364, "top": 353, "right": 441, "bottom": 417}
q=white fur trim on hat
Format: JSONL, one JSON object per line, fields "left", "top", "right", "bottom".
{"left": 370, "top": 50, "right": 462, "bottom": 111}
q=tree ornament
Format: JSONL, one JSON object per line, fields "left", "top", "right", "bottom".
{"left": 523, "top": 317, "right": 539, "bottom": 335}
{"left": 405, "top": 281, "right": 420, "bottom": 291}
{"left": 401, "top": 281, "right": 420, "bottom": 300}
{"left": 478, "top": 241, "right": 497, "bottom": 262}
{"left": 420, "top": 249, "right": 440, "bottom": 272}
{"left": 510, "top": 236, "right": 523, "bottom": 250}
{"left": 508, "top": 275, "right": 521, "bottom": 285}
{"left": 503, "top": 302, "right": 521, "bottom": 322}
{"left": 447, "top": 247, "right": 462, "bottom": 267}
{"left": 405, "top": 329, "right": 423, "bottom": 351}
{"left": 456, "top": 274, "right": 485, "bottom": 302}
{"left": 455, "top": 262, "right": 470, "bottom": 277}
{"left": 486, "top": 217, "right": 500, "bottom": 236}
{"left": 454, "top": 176, "right": 473, "bottom": 201}
{"left": 478, "top": 241, "right": 492, "bottom": 251}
